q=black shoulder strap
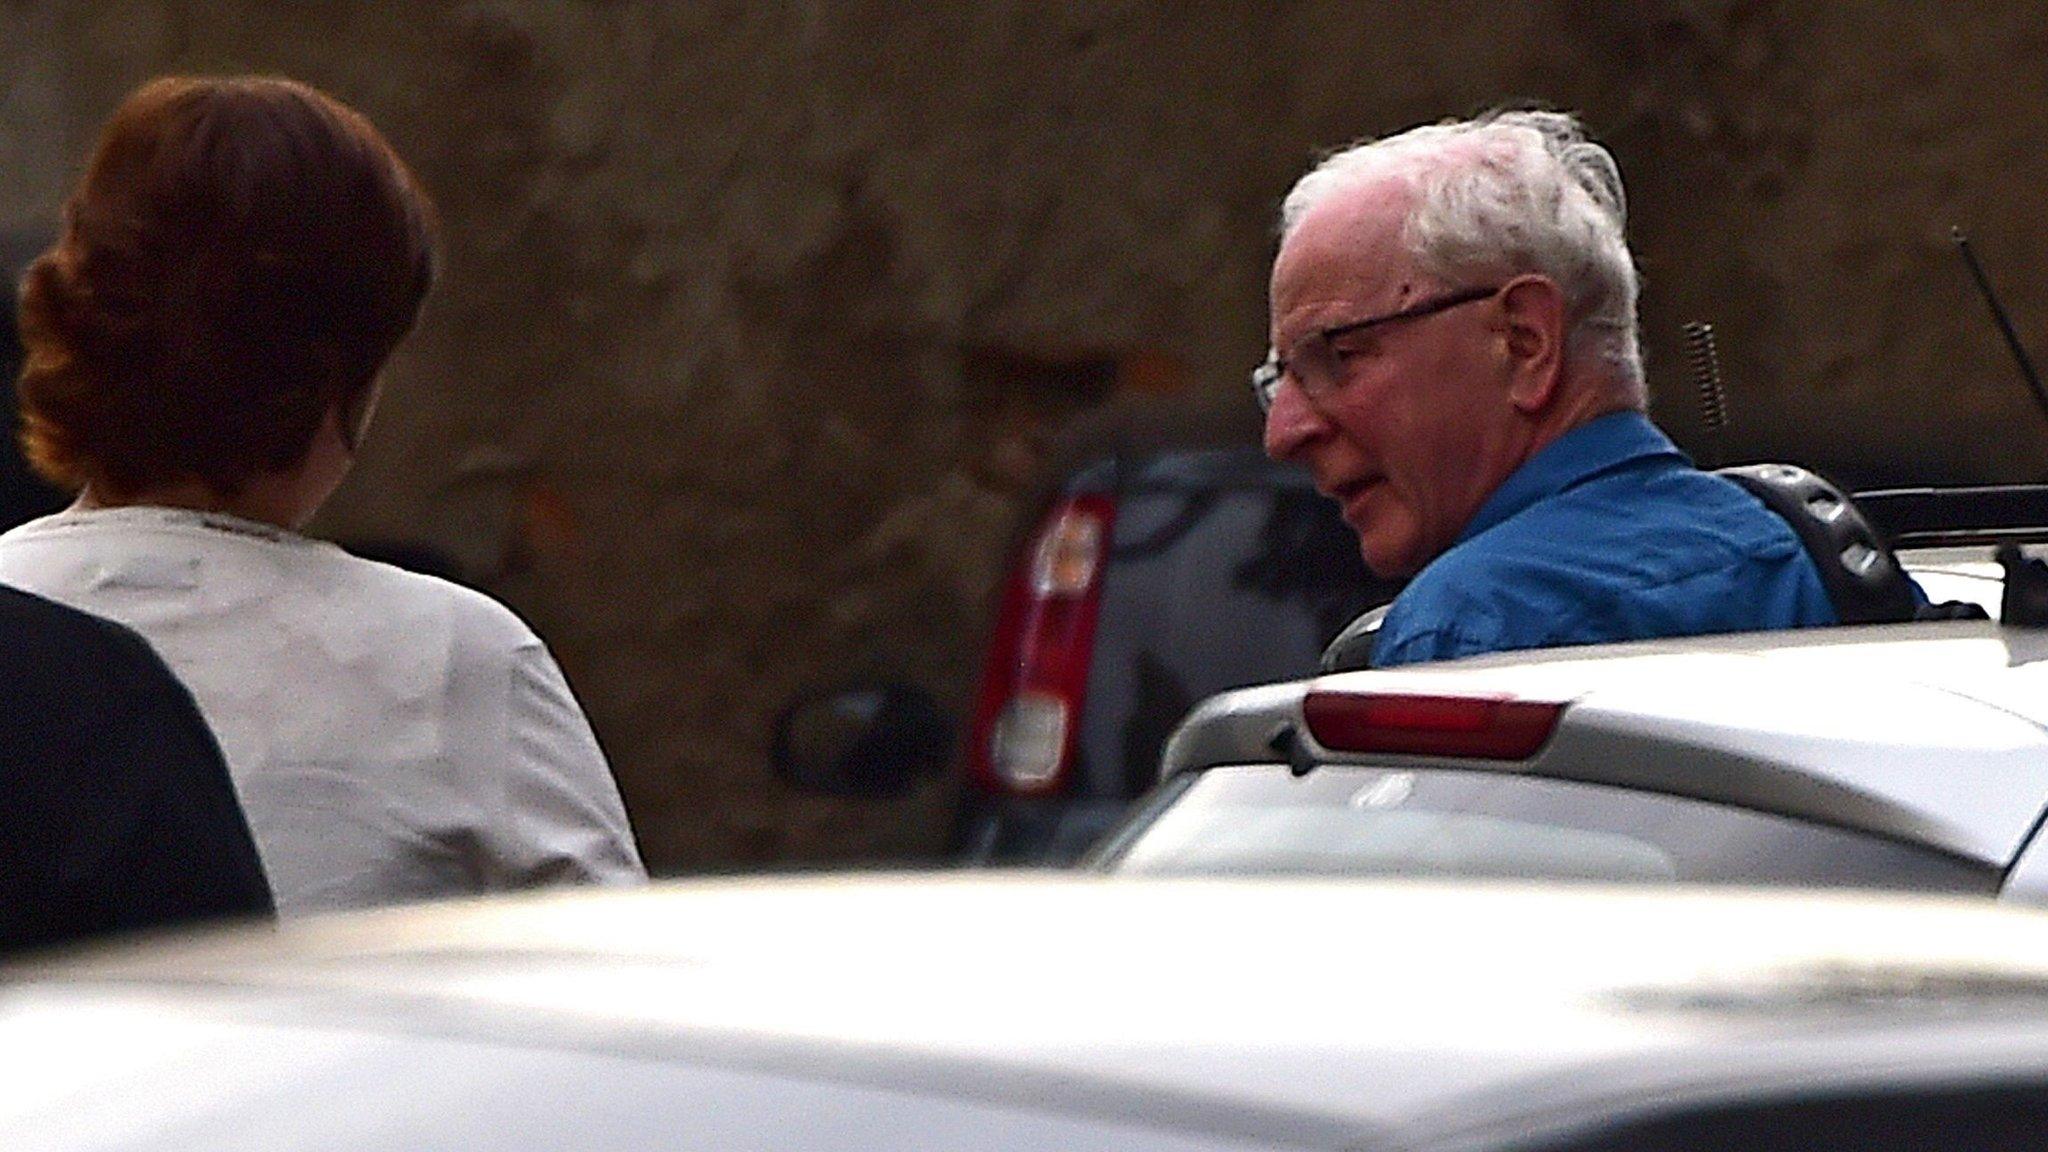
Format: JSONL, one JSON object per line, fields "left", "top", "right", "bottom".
{"left": 1715, "top": 463, "right": 1922, "bottom": 625}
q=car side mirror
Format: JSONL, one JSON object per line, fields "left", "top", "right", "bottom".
{"left": 772, "top": 684, "right": 954, "bottom": 799}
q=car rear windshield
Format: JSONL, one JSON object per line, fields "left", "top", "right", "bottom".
{"left": 1096, "top": 765, "right": 1999, "bottom": 894}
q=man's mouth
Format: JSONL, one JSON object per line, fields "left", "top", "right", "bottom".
{"left": 1324, "top": 477, "right": 1381, "bottom": 526}
{"left": 1324, "top": 475, "right": 1378, "bottom": 502}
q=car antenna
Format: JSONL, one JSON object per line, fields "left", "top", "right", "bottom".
{"left": 1951, "top": 226, "right": 2048, "bottom": 628}
{"left": 1682, "top": 320, "right": 1729, "bottom": 467}
{"left": 1952, "top": 226, "right": 2048, "bottom": 424}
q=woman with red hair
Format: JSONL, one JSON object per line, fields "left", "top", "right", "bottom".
{"left": 0, "top": 75, "right": 645, "bottom": 913}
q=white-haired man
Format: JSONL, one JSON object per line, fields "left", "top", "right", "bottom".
{"left": 1258, "top": 110, "right": 1837, "bottom": 667}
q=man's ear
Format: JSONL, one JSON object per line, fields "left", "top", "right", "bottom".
{"left": 1497, "top": 275, "right": 1567, "bottom": 413}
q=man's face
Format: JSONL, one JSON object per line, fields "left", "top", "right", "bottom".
{"left": 1263, "top": 181, "right": 1527, "bottom": 580}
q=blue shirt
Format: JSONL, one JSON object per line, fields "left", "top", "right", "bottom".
{"left": 1371, "top": 411, "right": 1838, "bottom": 667}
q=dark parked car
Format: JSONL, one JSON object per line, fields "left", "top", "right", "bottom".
{"left": 777, "top": 396, "right": 1396, "bottom": 863}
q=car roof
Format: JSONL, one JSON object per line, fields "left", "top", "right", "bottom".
{"left": 12, "top": 875, "right": 2048, "bottom": 1149}
{"left": 1163, "top": 618, "right": 2048, "bottom": 866}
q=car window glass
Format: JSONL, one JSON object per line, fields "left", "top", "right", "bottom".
{"left": 1102, "top": 765, "right": 1999, "bottom": 894}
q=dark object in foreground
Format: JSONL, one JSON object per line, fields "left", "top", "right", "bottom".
{"left": 0, "top": 584, "right": 271, "bottom": 955}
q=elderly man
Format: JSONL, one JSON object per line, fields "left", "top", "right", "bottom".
{"left": 1257, "top": 110, "right": 1836, "bottom": 667}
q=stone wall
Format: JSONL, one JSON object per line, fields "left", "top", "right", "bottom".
{"left": 1, "top": 1, "right": 2044, "bottom": 869}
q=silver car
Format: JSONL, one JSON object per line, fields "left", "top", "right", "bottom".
{"left": 1092, "top": 589, "right": 2048, "bottom": 900}
{"left": 10, "top": 875, "right": 2048, "bottom": 1149}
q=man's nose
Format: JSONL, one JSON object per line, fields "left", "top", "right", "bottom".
{"left": 1262, "top": 380, "right": 1328, "bottom": 461}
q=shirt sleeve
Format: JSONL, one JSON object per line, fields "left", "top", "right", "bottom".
{"left": 490, "top": 638, "right": 649, "bottom": 885}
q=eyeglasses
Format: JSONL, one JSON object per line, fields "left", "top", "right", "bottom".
{"left": 1251, "top": 284, "right": 1503, "bottom": 413}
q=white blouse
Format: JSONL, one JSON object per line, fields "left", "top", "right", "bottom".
{"left": 0, "top": 506, "right": 646, "bottom": 915}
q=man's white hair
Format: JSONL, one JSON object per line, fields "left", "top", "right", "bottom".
{"left": 1280, "top": 109, "right": 1645, "bottom": 397}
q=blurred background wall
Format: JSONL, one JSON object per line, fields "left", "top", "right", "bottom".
{"left": 0, "top": 1, "right": 2043, "bottom": 869}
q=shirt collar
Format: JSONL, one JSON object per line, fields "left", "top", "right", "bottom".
{"left": 1454, "top": 410, "right": 1690, "bottom": 546}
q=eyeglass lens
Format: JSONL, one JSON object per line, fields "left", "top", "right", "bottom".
{"left": 1251, "top": 285, "right": 1501, "bottom": 414}
{"left": 1249, "top": 338, "right": 1343, "bottom": 414}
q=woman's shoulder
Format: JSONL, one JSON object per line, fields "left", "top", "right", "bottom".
{"left": 326, "top": 550, "right": 544, "bottom": 649}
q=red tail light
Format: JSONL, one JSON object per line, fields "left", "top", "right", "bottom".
{"left": 1302, "top": 689, "right": 1565, "bottom": 760}
{"left": 966, "top": 494, "right": 1116, "bottom": 796}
